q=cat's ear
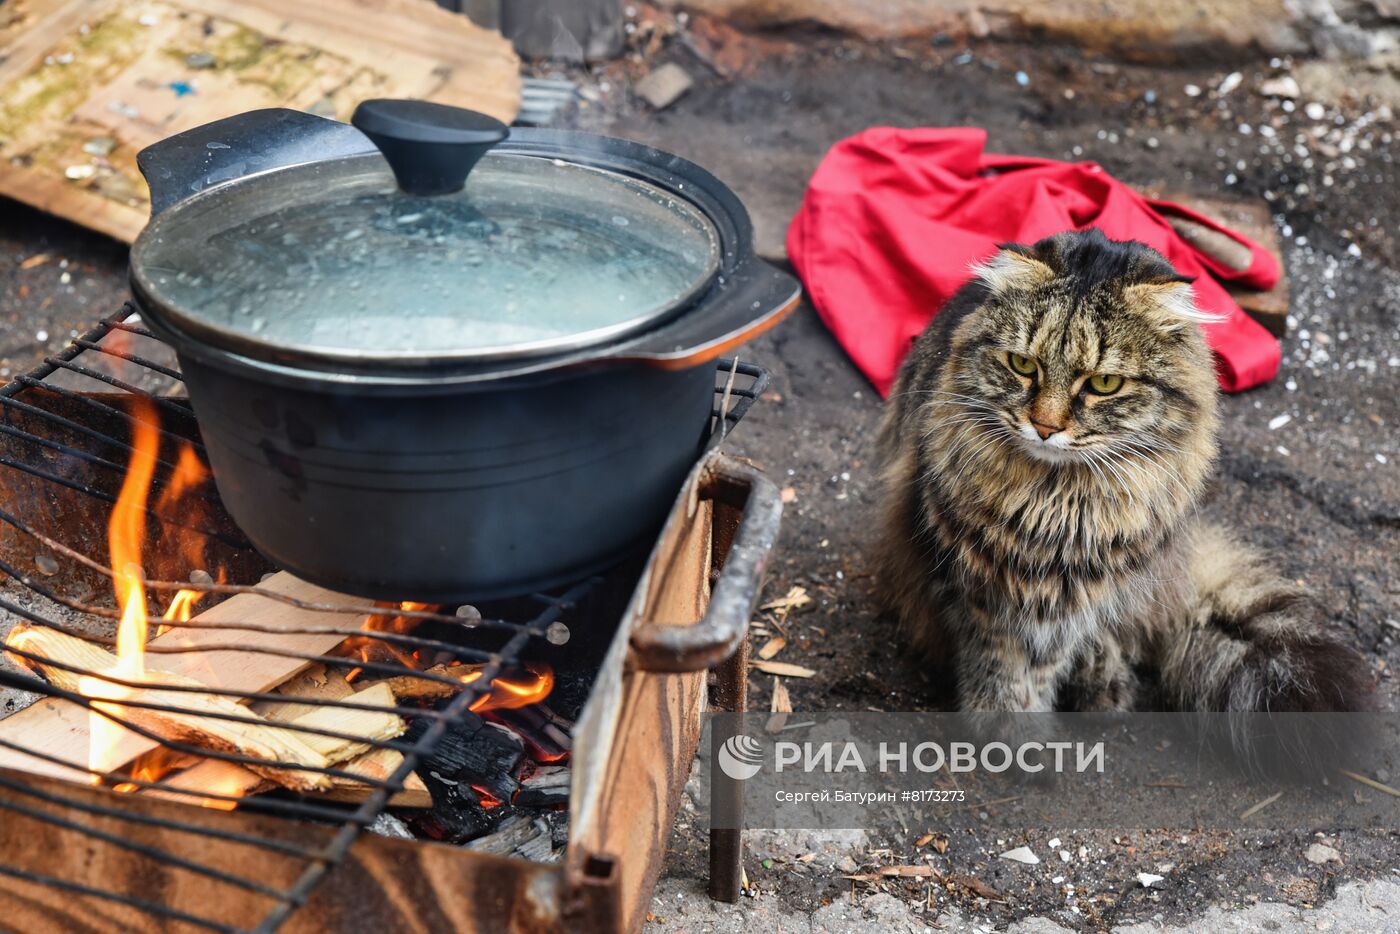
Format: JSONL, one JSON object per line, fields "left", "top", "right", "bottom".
{"left": 969, "top": 245, "right": 1055, "bottom": 295}
{"left": 1122, "top": 277, "right": 1223, "bottom": 331}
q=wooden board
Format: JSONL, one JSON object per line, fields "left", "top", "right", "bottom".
{"left": 0, "top": 571, "right": 360, "bottom": 784}
{"left": 0, "top": 764, "right": 607, "bottom": 933}
{"left": 0, "top": 0, "right": 520, "bottom": 242}
{"left": 570, "top": 467, "right": 714, "bottom": 934}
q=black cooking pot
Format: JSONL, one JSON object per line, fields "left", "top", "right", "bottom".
{"left": 130, "top": 100, "right": 797, "bottom": 602}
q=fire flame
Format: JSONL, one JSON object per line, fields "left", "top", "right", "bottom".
{"left": 348, "top": 604, "right": 556, "bottom": 711}
{"left": 156, "top": 587, "right": 204, "bottom": 637}
{"left": 109, "top": 402, "right": 160, "bottom": 676}
{"left": 346, "top": 601, "right": 432, "bottom": 678}
{"left": 82, "top": 399, "right": 161, "bottom": 776}
{"left": 463, "top": 664, "right": 554, "bottom": 713}
{"left": 16, "top": 402, "right": 559, "bottom": 794}
{"left": 153, "top": 444, "right": 210, "bottom": 564}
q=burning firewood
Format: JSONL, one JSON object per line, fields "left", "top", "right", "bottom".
{"left": 6, "top": 626, "right": 409, "bottom": 794}
{"left": 356, "top": 663, "right": 481, "bottom": 702}
{"left": 142, "top": 719, "right": 431, "bottom": 809}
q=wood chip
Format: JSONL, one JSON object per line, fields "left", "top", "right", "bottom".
{"left": 317, "top": 746, "right": 432, "bottom": 808}
{"left": 844, "top": 865, "right": 935, "bottom": 882}
{"left": 1239, "top": 790, "right": 1284, "bottom": 819}
{"left": 766, "top": 677, "right": 792, "bottom": 734}
{"left": 915, "top": 832, "right": 935, "bottom": 847}
{"left": 950, "top": 873, "right": 1003, "bottom": 901}
{"left": 146, "top": 712, "right": 428, "bottom": 808}
{"left": 760, "top": 586, "right": 811, "bottom": 613}
{"left": 757, "top": 636, "right": 786, "bottom": 660}
{"left": 1341, "top": 769, "right": 1400, "bottom": 798}
{"left": 753, "top": 660, "right": 816, "bottom": 679}
{"left": 19, "top": 253, "right": 50, "bottom": 270}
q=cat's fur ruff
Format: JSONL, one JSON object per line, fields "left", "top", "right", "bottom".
{"left": 876, "top": 229, "right": 1372, "bottom": 714}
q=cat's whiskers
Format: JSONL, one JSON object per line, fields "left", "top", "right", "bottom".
{"left": 938, "top": 422, "right": 1012, "bottom": 491}
{"left": 1101, "top": 439, "right": 1187, "bottom": 492}
{"left": 1079, "top": 447, "right": 1147, "bottom": 506}
{"left": 1092, "top": 445, "right": 1170, "bottom": 486}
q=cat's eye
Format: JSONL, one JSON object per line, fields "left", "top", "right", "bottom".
{"left": 1086, "top": 373, "right": 1125, "bottom": 395}
{"left": 1007, "top": 353, "right": 1038, "bottom": 377}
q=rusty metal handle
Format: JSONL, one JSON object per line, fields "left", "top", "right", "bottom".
{"left": 628, "top": 457, "right": 783, "bottom": 672}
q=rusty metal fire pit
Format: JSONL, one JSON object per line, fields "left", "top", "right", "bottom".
{"left": 0, "top": 304, "right": 779, "bottom": 933}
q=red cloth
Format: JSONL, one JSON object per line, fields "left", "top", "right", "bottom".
{"left": 786, "top": 127, "right": 1281, "bottom": 396}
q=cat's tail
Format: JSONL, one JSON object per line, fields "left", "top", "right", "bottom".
{"left": 1156, "top": 524, "right": 1375, "bottom": 716}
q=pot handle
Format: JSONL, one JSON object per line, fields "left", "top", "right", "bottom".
{"left": 604, "top": 257, "right": 802, "bottom": 370}
{"left": 351, "top": 99, "right": 509, "bottom": 196}
{"left": 629, "top": 457, "right": 783, "bottom": 673}
{"left": 137, "top": 109, "right": 377, "bottom": 216}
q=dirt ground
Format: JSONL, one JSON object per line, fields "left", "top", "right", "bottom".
{"left": 0, "top": 21, "right": 1397, "bottom": 933}
{"left": 580, "top": 29, "right": 1400, "bottom": 932}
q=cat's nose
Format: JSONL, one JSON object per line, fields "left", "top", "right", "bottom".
{"left": 1031, "top": 419, "right": 1064, "bottom": 440}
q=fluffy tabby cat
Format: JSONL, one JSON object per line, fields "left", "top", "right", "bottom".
{"left": 876, "top": 229, "right": 1371, "bottom": 715}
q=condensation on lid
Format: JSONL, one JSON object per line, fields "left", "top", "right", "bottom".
{"left": 132, "top": 152, "right": 722, "bottom": 364}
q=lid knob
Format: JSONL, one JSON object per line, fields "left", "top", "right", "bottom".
{"left": 351, "top": 99, "right": 509, "bottom": 197}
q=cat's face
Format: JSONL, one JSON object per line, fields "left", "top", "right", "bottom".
{"left": 944, "top": 234, "right": 1219, "bottom": 467}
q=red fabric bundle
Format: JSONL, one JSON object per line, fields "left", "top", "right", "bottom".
{"left": 786, "top": 127, "right": 1281, "bottom": 396}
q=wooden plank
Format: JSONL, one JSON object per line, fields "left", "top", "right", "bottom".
{"left": 0, "top": 0, "right": 520, "bottom": 242}
{"left": 0, "top": 764, "right": 575, "bottom": 933}
{"left": 570, "top": 478, "right": 713, "bottom": 934}
{"left": 10, "top": 626, "right": 339, "bottom": 792}
{"left": 151, "top": 744, "right": 433, "bottom": 808}
{"left": 0, "top": 571, "right": 360, "bottom": 784}
{"left": 142, "top": 664, "right": 432, "bottom": 807}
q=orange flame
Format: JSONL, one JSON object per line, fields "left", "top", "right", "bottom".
{"left": 197, "top": 772, "right": 246, "bottom": 811}
{"left": 153, "top": 443, "right": 212, "bottom": 572}
{"left": 346, "top": 601, "right": 434, "bottom": 679}
{"left": 472, "top": 785, "right": 504, "bottom": 809}
{"left": 83, "top": 399, "right": 161, "bottom": 776}
{"left": 463, "top": 664, "right": 554, "bottom": 713}
{"left": 109, "top": 402, "right": 160, "bottom": 676}
{"left": 155, "top": 588, "right": 205, "bottom": 636}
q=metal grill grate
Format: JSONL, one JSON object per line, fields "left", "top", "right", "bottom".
{"left": 0, "top": 302, "right": 768, "bottom": 933}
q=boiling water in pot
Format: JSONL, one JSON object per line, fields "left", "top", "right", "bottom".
{"left": 140, "top": 155, "right": 721, "bottom": 360}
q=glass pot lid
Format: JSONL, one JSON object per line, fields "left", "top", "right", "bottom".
{"left": 131, "top": 141, "right": 722, "bottom": 367}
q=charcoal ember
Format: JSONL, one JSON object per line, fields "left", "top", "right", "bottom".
{"left": 489, "top": 704, "right": 572, "bottom": 762}
{"left": 467, "top": 722, "right": 524, "bottom": 802}
{"left": 546, "top": 809, "right": 569, "bottom": 850}
{"left": 515, "top": 764, "right": 569, "bottom": 807}
{"left": 406, "top": 798, "right": 496, "bottom": 844}
{"left": 408, "top": 713, "right": 524, "bottom": 802}
{"left": 406, "top": 772, "right": 510, "bottom": 844}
